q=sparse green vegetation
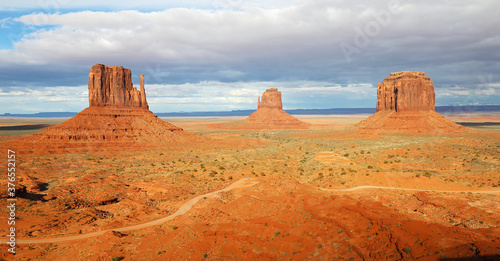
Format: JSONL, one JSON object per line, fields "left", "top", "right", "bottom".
{"left": 3, "top": 116, "right": 499, "bottom": 259}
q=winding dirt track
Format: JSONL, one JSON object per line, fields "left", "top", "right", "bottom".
{"left": 16, "top": 180, "right": 499, "bottom": 244}
{"left": 17, "top": 179, "right": 259, "bottom": 244}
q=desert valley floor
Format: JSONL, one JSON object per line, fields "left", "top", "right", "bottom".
{"left": 1, "top": 114, "right": 500, "bottom": 260}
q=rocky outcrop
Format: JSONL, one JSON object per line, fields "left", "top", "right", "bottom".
{"left": 212, "top": 88, "right": 309, "bottom": 130}
{"left": 4, "top": 64, "right": 191, "bottom": 154}
{"left": 356, "top": 71, "right": 465, "bottom": 134}
{"left": 258, "top": 88, "right": 283, "bottom": 109}
{"left": 376, "top": 71, "right": 435, "bottom": 112}
{"left": 88, "top": 64, "right": 148, "bottom": 109}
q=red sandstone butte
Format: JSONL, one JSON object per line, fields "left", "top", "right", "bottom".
{"left": 258, "top": 87, "right": 283, "bottom": 109}
{"left": 213, "top": 88, "right": 309, "bottom": 130}
{"left": 356, "top": 71, "right": 465, "bottom": 134}
{"left": 88, "top": 64, "right": 148, "bottom": 109}
{"left": 376, "top": 71, "right": 435, "bottom": 112}
{"left": 4, "top": 64, "right": 190, "bottom": 154}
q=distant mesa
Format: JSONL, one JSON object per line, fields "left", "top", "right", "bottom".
{"left": 257, "top": 87, "right": 283, "bottom": 109}
{"left": 5, "top": 64, "right": 190, "bottom": 154}
{"left": 213, "top": 88, "right": 309, "bottom": 130}
{"left": 356, "top": 71, "right": 466, "bottom": 134}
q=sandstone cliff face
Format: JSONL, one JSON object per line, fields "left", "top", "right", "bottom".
{"left": 258, "top": 88, "right": 283, "bottom": 109}
{"left": 88, "top": 64, "right": 148, "bottom": 109}
{"left": 376, "top": 71, "right": 435, "bottom": 112}
{"left": 357, "top": 71, "right": 464, "bottom": 134}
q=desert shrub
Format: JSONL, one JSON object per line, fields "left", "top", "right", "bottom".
{"left": 112, "top": 257, "right": 124, "bottom": 261}
{"left": 367, "top": 165, "right": 374, "bottom": 169}
{"left": 403, "top": 247, "right": 411, "bottom": 254}
{"left": 343, "top": 153, "right": 349, "bottom": 157}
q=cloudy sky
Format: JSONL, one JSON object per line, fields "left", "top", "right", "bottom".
{"left": 0, "top": 0, "right": 499, "bottom": 113}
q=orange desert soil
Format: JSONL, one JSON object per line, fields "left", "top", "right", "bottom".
{"left": 1, "top": 115, "right": 499, "bottom": 260}
{"left": 355, "top": 110, "right": 466, "bottom": 134}
{"left": 2, "top": 67, "right": 499, "bottom": 260}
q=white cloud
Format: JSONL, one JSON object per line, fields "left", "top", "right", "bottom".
{"left": 4, "top": 1, "right": 496, "bottom": 69}
{"left": 475, "top": 88, "right": 496, "bottom": 96}
{"left": 0, "top": 1, "right": 215, "bottom": 11}
{"left": 1, "top": 0, "right": 500, "bottom": 112}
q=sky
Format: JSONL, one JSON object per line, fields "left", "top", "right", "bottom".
{"left": 0, "top": 0, "right": 499, "bottom": 113}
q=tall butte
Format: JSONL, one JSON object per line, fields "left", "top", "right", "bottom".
{"left": 8, "top": 64, "right": 189, "bottom": 154}
{"left": 214, "top": 88, "right": 308, "bottom": 129}
{"left": 356, "top": 71, "right": 465, "bottom": 134}
{"left": 88, "top": 64, "right": 149, "bottom": 108}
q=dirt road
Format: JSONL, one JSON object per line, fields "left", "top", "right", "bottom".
{"left": 17, "top": 178, "right": 259, "bottom": 244}
{"left": 16, "top": 180, "right": 498, "bottom": 244}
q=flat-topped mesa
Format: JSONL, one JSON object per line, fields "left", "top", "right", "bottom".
{"left": 376, "top": 71, "right": 435, "bottom": 112}
{"left": 356, "top": 71, "right": 465, "bottom": 134}
{"left": 88, "top": 64, "right": 149, "bottom": 109}
{"left": 258, "top": 87, "right": 283, "bottom": 110}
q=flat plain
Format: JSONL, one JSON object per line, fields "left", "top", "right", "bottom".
{"left": 1, "top": 114, "right": 499, "bottom": 260}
